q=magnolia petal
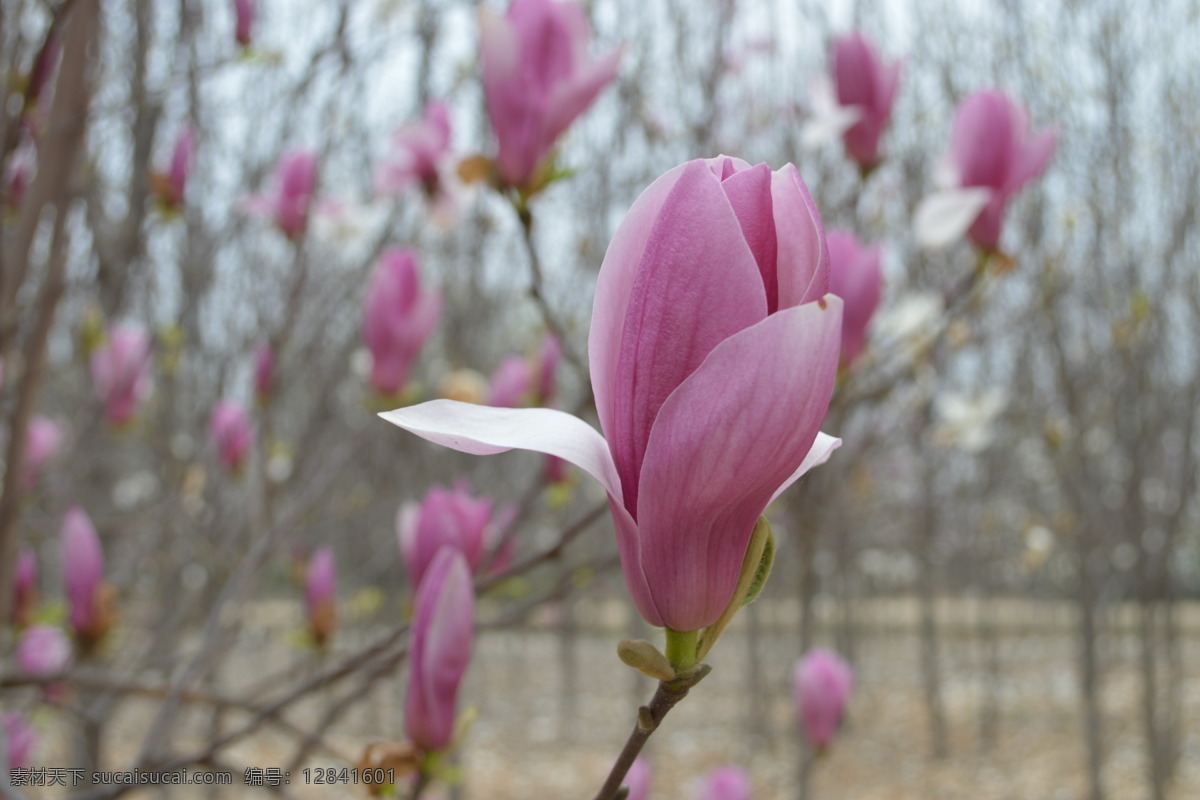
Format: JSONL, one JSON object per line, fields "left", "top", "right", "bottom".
{"left": 590, "top": 163, "right": 690, "bottom": 444}
{"left": 635, "top": 298, "right": 842, "bottom": 632}
{"left": 768, "top": 432, "right": 842, "bottom": 505}
{"left": 610, "top": 160, "right": 766, "bottom": 512}
{"left": 721, "top": 162, "right": 780, "bottom": 311}
{"left": 772, "top": 164, "right": 830, "bottom": 307}
{"left": 544, "top": 46, "right": 622, "bottom": 146}
{"left": 380, "top": 400, "right": 623, "bottom": 505}
{"left": 914, "top": 187, "right": 993, "bottom": 249}
{"left": 801, "top": 76, "right": 862, "bottom": 148}
{"left": 1006, "top": 127, "right": 1057, "bottom": 194}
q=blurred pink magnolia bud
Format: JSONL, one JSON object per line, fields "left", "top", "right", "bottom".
{"left": 305, "top": 546, "right": 337, "bottom": 648}
{"left": 90, "top": 323, "right": 153, "bottom": 426}
{"left": 534, "top": 333, "right": 561, "bottom": 405}
{"left": 381, "top": 157, "right": 842, "bottom": 633}
{"left": 543, "top": 453, "right": 568, "bottom": 485}
{"left": 5, "top": 147, "right": 33, "bottom": 213}
{"left": 378, "top": 101, "right": 453, "bottom": 197}
{"left": 61, "top": 507, "right": 104, "bottom": 638}
{"left": 488, "top": 355, "right": 533, "bottom": 408}
{"left": 397, "top": 484, "right": 515, "bottom": 589}
{"left": 624, "top": 757, "right": 650, "bottom": 800}
{"left": 826, "top": 231, "right": 882, "bottom": 366}
{"left": 209, "top": 400, "right": 254, "bottom": 473}
{"left": 22, "top": 416, "right": 63, "bottom": 489}
{"left": 914, "top": 89, "right": 1056, "bottom": 251}
{"left": 24, "top": 34, "right": 60, "bottom": 113}
{"left": 698, "top": 766, "right": 751, "bottom": 800}
{"left": 253, "top": 342, "right": 274, "bottom": 405}
{"left": 244, "top": 149, "right": 318, "bottom": 240}
{"left": 234, "top": 0, "right": 255, "bottom": 47}
{"left": 479, "top": 0, "right": 622, "bottom": 188}
{"left": 152, "top": 126, "right": 195, "bottom": 210}
{"left": 16, "top": 624, "right": 72, "bottom": 676}
{"left": 2, "top": 712, "right": 36, "bottom": 769}
{"left": 832, "top": 32, "right": 901, "bottom": 170}
{"left": 406, "top": 547, "right": 474, "bottom": 753}
{"left": 794, "top": 647, "right": 853, "bottom": 750}
{"left": 363, "top": 249, "right": 441, "bottom": 396}
{"left": 11, "top": 545, "right": 37, "bottom": 628}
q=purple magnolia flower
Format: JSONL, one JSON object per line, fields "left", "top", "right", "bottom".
{"left": 2, "top": 712, "right": 36, "bottom": 768}
{"left": 405, "top": 547, "right": 474, "bottom": 752}
{"left": 90, "top": 324, "right": 153, "bottom": 426}
{"left": 21, "top": 416, "right": 63, "bottom": 489}
{"left": 304, "top": 546, "right": 336, "bottom": 647}
{"left": 61, "top": 507, "right": 104, "bottom": 639}
{"left": 253, "top": 342, "right": 274, "bottom": 405}
{"left": 397, "top": 484, "right": 516, "bottom": 589}
{"left": 11, "top": 546, "right": 37, "bottom": 628}
{"left": 234, "top": 0, "right": 255, "bottom": 47}
{"left": 479, "top": 0, "right": 621, "bottom": 188}
{"left": 624, "top": 757, "right": 650, "bottom": 800}
{"left": 826, "top": 231, "right": 882, "bottom": 366}
{"left": 915, "top": 89, "right": 1056, "bottom": 251}
{"left": 382, "top": 157, "right": 842, "bottom": 633}
{"left": 209, "top": 400, "right": 254, "bottom": 473}
{"left": 794, "top": 647, "right": 854, "bottom": 750}
{"left": 698, "top": 766, "right": 751, "bottom": 800}
{"left": 377, "top": 101, "right": 453, "bottom": 197}
{"left": 362, "top": 249, "right": 441, "bottom": 396}
{"left": 831, "top": 32, "right": 900, "bottom": 170}
{"left": 152, "top": 126, "right": 195, "bottom": 210}
{"left": 16, "top": 624, "right": 72, "bottom": 676}
{"left": 243, "top": 148, "right": 318, "bottom": 239}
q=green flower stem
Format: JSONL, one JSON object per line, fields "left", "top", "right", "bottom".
{"left": 664, "top": 628, "right": 699, "bottom": 673}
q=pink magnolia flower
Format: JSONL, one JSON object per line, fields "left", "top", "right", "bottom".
{"left": 3, "top": 712, "right": 36, "bottom": 769}
{"left": 915, "top": 89, "right": 1056, "bottom": 251}
{"left": 827, "top": 231, "right": 882, "bottom": 366}
{"left": 488, "top": 355, "right": 533, "bottom": 408}
{"left": 234, "top": 0, "right": 255, "bottom": 47}
{"left": 382, "top": 157, "right": 842, "bottom": 632}
{"left": 624, "top": 757, "right": 650, "bottom": 800}
{"left": 11, "top": 545, "right": 37, "bottom": 628}
{"left": 363, "top": 249, "right": 441, "bottom": 396}
{"left": 209, "top": 401, "right": 254, "bottom": 473}
{"left": 479, "top": 0, "right": 622, "bottom": 188}
{"left": 61, "top": 507, "right": 104, "bottom": 638}
{"left": 16, "top": 624, "right": 72, "bottom": 676}
{"left": 90, "top": 323, "right": 153, "bottom": 425}
{"left": 22, "top": 416, "right": 63, "bottom": 489}
{"left": 152, "top": 126, "right": 195, "bottom": 210}
{"left": 243, "top": 149, "right": 318, "bottom": 240}
{"left": 253, "top": 342, "right": 274, "bottom": 405}
{"left": 405, "top": 547, "right": 474, "bottom": 752}
{"left": 831, "top": 32, "right": 900, "bottom": 170}
{"left": 794, "top": 647, "right": 853, "bottom": 750}
{"left": 377, "top": 101, "right": 453, "bottom": 197}
{"left": 698, "top": 766, "right": 751, "bottom": 800}
{"left": 305, "top": 546, "right": 336, "bottom": 647}
{"left": 397, "top": 484, "right": 516, "bottom": 589}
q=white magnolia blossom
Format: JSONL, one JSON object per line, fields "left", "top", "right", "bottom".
{"left": 934, "top": 387, "right": 1008, "bottom": 453}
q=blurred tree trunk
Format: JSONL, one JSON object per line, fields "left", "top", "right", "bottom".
{"left": 916, "top": 403, "right": 947, "bottom": 759}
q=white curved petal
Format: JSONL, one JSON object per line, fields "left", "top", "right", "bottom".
{"left": 380, "top": 400, "right": 623, "bottom": 505}
{"left": 913, "top": 187, "right": 992, "bottom": 249}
